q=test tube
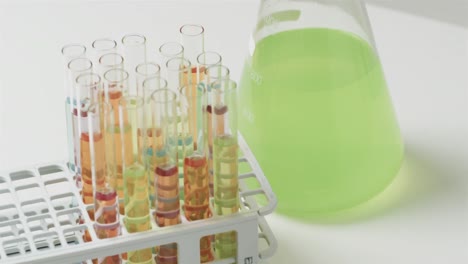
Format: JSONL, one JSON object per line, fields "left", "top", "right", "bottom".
{"left": 68, "top": 58, "right": 93, "bottom": 189}
{"left": 76, "top": 73, "right": 102, "bottom": 210}
{"left": 119, "top": 96, "right": 152, "bottom": 264}
{"left": 74, "top": 72, "right": 100, "bottom": 245}
{"left": 122, "top": 34, "right": 147, "bottom": 96}
{"left": 180, "top": 85, "right": 214, "bottom": 263}
{"left": 166, "top": 58, "right": 192, "bottom": 165}
{"left": 61, "top": 44, "right": 86, "bottom": 174}
{"left": 142, "top": 76, "right": 168, "bottom": 208}
{"left": 204, "top": 65, "right": 230, "bottom": 196}
{"left": 158, "top": 42, "right": 184, "bottom": 78}
{"left": 180, "top": 24, "right": 204, "bottom": 84}
{"left": 211, "top": 79, "right": 239, "bottom": 259}
{"left": 151, "top": 89, "right": 180, "bottom": 264}
{"left": 103, "top": 68, "right": 131, "bottom": 215}
{"left": 135, "top": 62, "right": 161, "bottom": 97}
{"left": 180, "top": 25, "right": 205, "bottom": 151}
{"left": 91, "top": 38, "right": 118, "bottom": 65}
{"left": 84, "top": 102, "right": 122, "bottom": 264}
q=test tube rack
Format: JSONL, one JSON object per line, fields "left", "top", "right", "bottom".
{"left": 0, "top": 133, "right": 277, "bottom": 264}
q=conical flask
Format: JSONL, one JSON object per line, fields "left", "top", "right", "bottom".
{"left": 239, "top": 0, "right": 404, "bottom": 217}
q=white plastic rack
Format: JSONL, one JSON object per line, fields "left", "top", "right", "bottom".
{"left": 0, "top": 133, "right": 277, "bottom": 264}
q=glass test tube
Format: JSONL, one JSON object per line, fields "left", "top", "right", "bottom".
{"left": 180, "top": 24, "right": 204, "bottom": 84}
{"left": 74, "top": 71, "right": 99, "bottom": 245}
{"left": 76, "top": 73, "right": 102, "bottom": 210}
{"left": 84, "top": 102, "right": 122, "bottom": 264}
{"left": 158, "top": 42, "right": 184, "bottom": 78}
{"left": 62, "top": 44, "right": 86, "bottom": 174}
{"left": 91, "top": 38, "right": 118, "bottom": 65}
{"left": 135, "top": 62, "right": 161, "bottom": 97}
{"left": 103, "top": 68, "right": 130, "bottom": 215}
{"left": 68, "top": 58, "right": 93, "bottom": 189}
{"left": 180, "top": 85, "right": 214, "bottom": 263}
{"left": 180, "top": 25, "right": 205, "bottom": 151}
{"left": 166, "top": 58, "right": 191, "bottom": 166}
{"left": 119, "top": 96, "right": 152, "bottom": 264}
{"left": 204, "top": 65, "right": 230, "bottom": 196}
{"left": 122, "top": 34, "right": 147, "bottom": 96}
{"left": 142, "top": 76, "right": 168, "bottom": 209}
{"left": 211, "top": 79, "right": 239, "bottom": 260}
{"left": 151, "top": 89, "right": 180, "bottom": 264}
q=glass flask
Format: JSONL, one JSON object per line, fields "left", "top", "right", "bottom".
{"left": 238, "top": 0, "right": 404, "bottom": 216}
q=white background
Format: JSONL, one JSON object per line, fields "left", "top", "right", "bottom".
{"left": 0, "top": 0, "right": 467, "bottom": 263}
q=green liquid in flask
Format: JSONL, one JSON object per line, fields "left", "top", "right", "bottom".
{"left": 239, "top": 28, "right": 404, "bottom": 217}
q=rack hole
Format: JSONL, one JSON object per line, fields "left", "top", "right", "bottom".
{"left": 0, "top": 231, "right": 15, "bottom": 240}
{"left": 238, "top": 160, "right": 253, "bottom": 174}
{"left": 10, "top": 170, "right": 35, "bottom": 181}
{"left": 0, "top": 176, "right": 7, "bottom": 189}
{"left": 33, "top": 231, "right": 61, "bottom": 251}
{"left": 0, "top": 220, "right": 23, "bottom": 236}
{"left": 0, "top": 206, "right": 18, "bottom": 223}
{"left": 50, "top": 192, "right": 78, "bottom": 211}
{"left": 63, "top": 225, "right": 91, "bottom": 245}
{"left": 22, "top": 198, "right": 49, "bottom": 217}
{"left": 0, "top": 191, "right": 18, "bottom": 222}
{"left": 10, "top": 170, "right": 37, "bottom": 188}
{"left": 45, "top": 178, "right": 72, "bottom": 197}
{"left": 3, "top": 237, "right": 31, "bottom": 257}
{"left": 27, "top": 215, "right": 55, "bottom": 234}
{"left": 15, "top": 184, "right": 43, "bottom": 204}
{"left": 39, "top": 165, "right": 64, "bottom": 176}
{"left": 57, "top": 208, "right": 83, "bottom": 228}
{"left": 239, "top": 174, "right": 267, "bottom": 207}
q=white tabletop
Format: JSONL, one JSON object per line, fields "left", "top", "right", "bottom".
{"left": 0, "top": 1, "right": 467, "bottom": 263}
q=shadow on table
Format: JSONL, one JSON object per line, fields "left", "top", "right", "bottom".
{"left": 292, "top": 141, "right": 459, "bottom": 224}
{"left": 368, "top": 0, "right": 468, "bottom": 28}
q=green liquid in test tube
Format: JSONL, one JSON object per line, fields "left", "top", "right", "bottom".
{"left": 212, "top": 80, "right": 240, "bottom": 261}
{"left": 119, "top": 96, "right": 153, "bottom": 264}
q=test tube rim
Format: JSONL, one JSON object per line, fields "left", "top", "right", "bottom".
{"left": 142, "top": 76, "right": 168, "bottom": 91}
{"left": 179, "top": 24, "right": 205, "bottom": 37}
{"left": 99, "top": 52, "right": 125, "bottom": 68}
{"left": 204, "top": 64, "right": 230, "bottom": 80}
{"left": 67, "top": 57, "right": 93, "bottom": 73}
{"left": 103, "top": 68, "right": 130, "bottom": 84}
{"left": 91, "top": 38, "right": 118, "bottom": 51}
{"left": 196, "top": 51, "right": 222, "bottom": 67}
{"left": 159, "top": 41, "right": 184, "bottom": 58}
{"left": 61, "top": 43, "right": 86, "bottom": 57}
{"left": 136, "top": 62, "right": 161, "bottom": 77}
{"left": 75, "top": 72, "right": 101, "bottom": 88}
{"left": 151, "top": 88, "right": 178, "bottom": 104}
{"left": 121, "top": 33, "right": 147, "bottom": 46}
{"left": 166, "top": 57, "right": 191, "bottom": 72}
